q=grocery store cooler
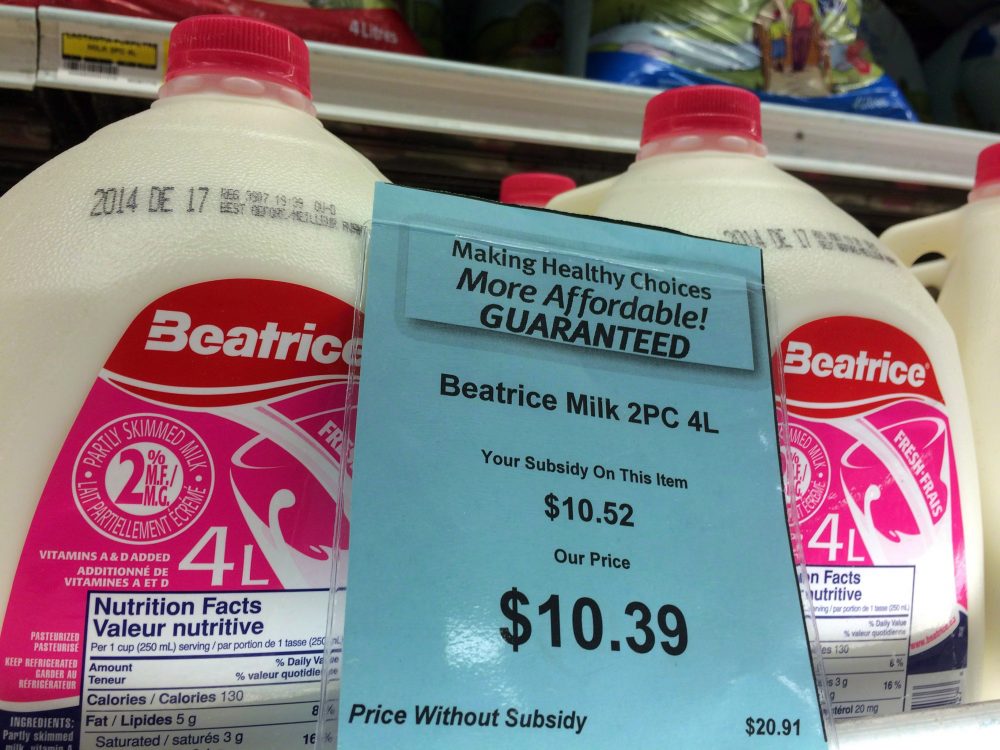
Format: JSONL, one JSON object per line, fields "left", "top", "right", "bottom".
{"left": 2, "top": 4, "right": 1000, "bottom": 748}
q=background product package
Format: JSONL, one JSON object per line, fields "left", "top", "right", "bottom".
{"left": 586, "top": 0, "right": 917, "bottom": 121}
{"left": 48, "top": 0, "right": 426, "bottom": 53}
{"left": 858, "top": 0, "right": 927, "bottom": 121}
{"left": 470, "top": 0, "right": 564, "bottom": 74}
{"left": 402, "top": 0, "right": 443, "bottom": 57}
{"left": 924, "top": 6, "right": 1000, "bottom": 132}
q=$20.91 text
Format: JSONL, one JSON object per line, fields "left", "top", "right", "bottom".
{"left": 499, "top": 589, "right": 687, "bottom": 656}
{"left": 745, "top": 717, "right": 801, "bottom": 737}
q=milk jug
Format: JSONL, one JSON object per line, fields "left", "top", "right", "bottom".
{"left": 882, "top": 143, "right": 1000, "bottom": 701}
{"left": 0, "top": 16, "right": 383, "bottom": 746}
{"left": 910, "top": 258, "right": 950, "bottom": 297}
{"left": 499, "top": 172, "right": 576, "bottom": 207}
{"left": 549, "top": 85, "right": 984, "bottom": 715}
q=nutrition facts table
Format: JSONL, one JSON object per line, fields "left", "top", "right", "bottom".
{"left": 809, "top": 566, "right": 914, "bottom": 720}
{"left": 80, "top": 590, "right": 330, "bottom": 750}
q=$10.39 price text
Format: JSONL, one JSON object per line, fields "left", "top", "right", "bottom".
{"left": 499, "top": 589, "right": 687, "bottom": 656}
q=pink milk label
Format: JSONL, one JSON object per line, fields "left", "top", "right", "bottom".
{"left": 777, "top": 316, "right": 968, "bottom": 715}
{"left": 0, "top": 280, "right": 357, "bottom": 746}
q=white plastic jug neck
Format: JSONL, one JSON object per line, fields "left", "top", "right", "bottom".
{"left": 156, "top": 74, "right": 317, "bottom": 116}
{"left": 968, "top": 182, "right": 1000, "bottom": 203}
{"left": 636, "top": 132, "right": 768, "bottom": 162}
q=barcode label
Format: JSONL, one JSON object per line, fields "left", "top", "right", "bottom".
{"left": 909, "top": 679, "right": 962, "bottom": 710}
{"left": 62, "top": 57, "right": 119, "bottom": 77}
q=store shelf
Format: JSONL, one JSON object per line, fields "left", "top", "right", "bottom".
{"left": 305, "top": 45, "right": 998, "bottom": 192}
{"left": 0, "top": 4, "right": 37, "bottom": 90}
{"left": 20, "top": 6, "right": 997, "bottom": 191}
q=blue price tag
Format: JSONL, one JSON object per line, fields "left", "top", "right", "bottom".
{"left": 336, "top": 184, "right": 827, "bottom": 749}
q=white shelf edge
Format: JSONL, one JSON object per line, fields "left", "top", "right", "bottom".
{"left": 308, "top": 43, "right": 647, "bottom": 155}
{"left": 837, "top": 699, "right": 1000, "bottom": 748}
{"left": 761, "top": 103, "right": 998, "bottom": 190}
{"left": 0, "top": 5, "right": 38, "bottom": 90}
{"left": 23, "top": 6, "right": 1000, "bottom": 189}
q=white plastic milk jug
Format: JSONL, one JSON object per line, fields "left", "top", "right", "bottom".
{"left": 549, "top": 85, "right": 984, "bottom": 715}
{"left": 882, "top": 143, "right": 1000, "bottom": 701}
{"left": 0, "top": 15, "right": 383, "bottom": 746}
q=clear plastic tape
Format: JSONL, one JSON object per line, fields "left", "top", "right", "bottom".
{"left": 317, "top": 223, "right": 370, "bottom": 750}
{"left": 768, "top": 284, "right": 838, "bottom": 747}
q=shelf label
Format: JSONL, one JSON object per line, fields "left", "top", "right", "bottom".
{"left": 334, "top": 184, "right": 827, "bottom": 748}
{"left": 38, "top": 9, "right": 170, "bottom": 92}
{"left": 61, "top": 33, "right": 158, "bottom": 70}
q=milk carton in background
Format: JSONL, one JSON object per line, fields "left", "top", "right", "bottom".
{"left": 910, "top": 258, "right": 949, "bottom": 298}
{"left": 549, "top": 85, "right": 984, "bottom": 715}
{"left": 499, "top": 172, "right": 577, "bottom": 206}
{"left": 882, "top": 143, "right": 1000, "bottom": 702}
{"left": 0, "top": 16, "right": 383, "bottom": 746}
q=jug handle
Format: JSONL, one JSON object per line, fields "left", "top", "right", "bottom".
{"left": 546, "top": 176, "right": 618, "bottom": 215}
{"left": 910, "top": 257, "right": 950, "bottom": 290}
{"left": 879, "top": 208, "right": 963, "bottom": 267}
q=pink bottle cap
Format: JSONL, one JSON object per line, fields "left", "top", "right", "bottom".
{"left": 500, "top": 173, "right": 577, "bottom": 207}
{"left": 974, "top": 142, "right": 1000, "bottom": 190}
{"left": 641, "top": 85, "right": 762, "bottom": 146}
{"left": 165, "top": 15, "right": 311, "bottom": 99}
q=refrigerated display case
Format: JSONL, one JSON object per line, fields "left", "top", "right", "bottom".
{"left": 2, "top": 3, "right": 1000, "bottom": 747}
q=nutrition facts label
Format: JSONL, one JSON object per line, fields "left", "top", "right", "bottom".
{"left": 809, "top": 566, "right": 914, "bottom": 719}
{"left": 80, "top": 590, "right": 329, "bottom": 750}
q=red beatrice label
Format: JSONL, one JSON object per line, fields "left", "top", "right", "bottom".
{"left": 0, "top": 280, "right": 357, "bottom": 714}
{"left": 776, "top": 316, "right": 967, "bottom": 675}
